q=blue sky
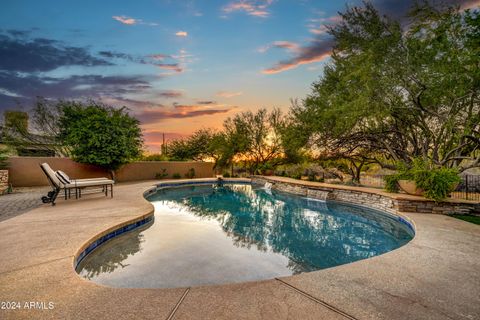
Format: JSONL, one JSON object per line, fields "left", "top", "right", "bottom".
{"left": 1, "top": 0, "right": 478, "bottom": 150}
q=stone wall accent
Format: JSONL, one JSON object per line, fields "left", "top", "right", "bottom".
{"left": 253, "top": 176, "right": 478, "bottom": 215}
{"left": 0, "top": 170, "right": 8, "bottom": 194}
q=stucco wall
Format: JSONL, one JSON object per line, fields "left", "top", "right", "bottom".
{"left": 7, "top": 157, "right": 214, "bottom": 187}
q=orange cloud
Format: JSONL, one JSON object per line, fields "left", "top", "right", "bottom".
{"left": 216, "top": 91, "right": 243, "bottom": 98}
{"left": 259, "top": 41, "right": 299, "bottom": 53}
{"left": 154, "top": 63, "right": 183, "bottom": 73}
{"left": 175, "top": 31, "right": 188, "bottom": 37}
{"left": 112, "top": 15, "right": 137, "bottom": 25}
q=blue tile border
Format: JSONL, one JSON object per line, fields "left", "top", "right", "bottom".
{"left": 155, "top": 179, "right": 251, "bottom": 188}
{"left": 74, "top": 215, "right": 154, "bottom": 269}
{"left": 398, "top": 216, "right": 415, "bottom": 233}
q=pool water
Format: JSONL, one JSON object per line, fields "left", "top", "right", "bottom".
{"left": 76, "top": 183, "right": 413, "bottom": 288}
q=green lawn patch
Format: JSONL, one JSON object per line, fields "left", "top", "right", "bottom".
{"left": 450, "top": 214, "right": 480, "bottom": 225}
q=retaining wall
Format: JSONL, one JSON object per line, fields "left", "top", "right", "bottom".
{"left": 7, "top": 157, "right": 214, "bottom": 187}
{"left": 253, "top": 176, "right": 479, "bottom": 215}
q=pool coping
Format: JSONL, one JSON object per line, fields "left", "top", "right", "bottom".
{"left": 73, "top": 178, "right": 416, "bottom": 272}
{"left": 1, "top": 178, "right": 479, "bottom": 320}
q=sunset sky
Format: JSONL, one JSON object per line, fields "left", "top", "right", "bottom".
{"left": 1, "top": 0, "right": 478, "bottom": 151}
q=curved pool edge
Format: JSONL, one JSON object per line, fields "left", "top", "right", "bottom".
{"left": 2, "top": 178, "right": 478, "bottom": 319}
{"left": 73, "top": 178, "right": 416, "bottom": 279}
{"left": 72, "top": 178, "right": 252, "bottom": 271}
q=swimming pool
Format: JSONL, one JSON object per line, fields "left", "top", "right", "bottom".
{"left": 76, "top": 182, "right": 414, "bottom": 288}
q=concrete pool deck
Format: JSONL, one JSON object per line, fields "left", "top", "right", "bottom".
{"left": 0, "top": 179, "right": 479, "bottom": 319}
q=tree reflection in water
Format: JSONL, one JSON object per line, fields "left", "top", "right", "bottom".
{"left": 156, "top": 184, "right": 413, "bottom": 273}
{"left": 76, "top": 223, "right": 150, "bottom": 279}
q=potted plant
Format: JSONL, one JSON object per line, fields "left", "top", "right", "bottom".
{"left": 398, "top": 179, "right": 424, "bottom": 196}
{"left": 0, "top": 147, "right": 10, "bottom": 194}
{"left": 384, "top": 159, "right": 461, "bottom": 201}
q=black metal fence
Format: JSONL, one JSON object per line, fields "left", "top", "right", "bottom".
{"left": 451, "top": 175, "right": 480, "bottom": 202}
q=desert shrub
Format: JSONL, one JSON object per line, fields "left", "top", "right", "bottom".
{"left": 285, "top": 164, "right": 305, "bottom": 179}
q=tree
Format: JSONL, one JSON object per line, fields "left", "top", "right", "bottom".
{"left": 168, "top": 129, "right": 226, "bottom": 164}
{"left": 293, "top": 2, "right": 480, "bottom": 172}
{"left": 58, "top": 101, "right": 143, "bottom": 178}
{"left": 2, "top": 98, "right": 71, "bottom": 156}
{"left": 223, "top": 108, "right": 286, "bottom": 174}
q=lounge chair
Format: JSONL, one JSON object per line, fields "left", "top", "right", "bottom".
{"left": 40, "top": 163, "right": 114, "bottom": 205}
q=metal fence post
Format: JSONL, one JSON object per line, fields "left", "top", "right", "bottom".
{"left": 465, "top": 175, "right": 469, "bottom": 200}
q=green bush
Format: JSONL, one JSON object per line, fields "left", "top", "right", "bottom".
{"left": 383, "top": 159, "right": 460, "bottom": 201}
{"left": 416, "top": 167, "right": 460, "bottom": 202}
{"left": 172, "top": 173, "right": 181, "bottom": 179}
{"left": 384, "top": 175, "right": 400, "bottom": 192}
{"left": 0, "top": 147, "right": 9, "bottom": 169}
{"left": 185, "top": 168, "right": 195, "bottom": 179}
{"left": 223, "top": 172, "right": 231, "bottom": 178}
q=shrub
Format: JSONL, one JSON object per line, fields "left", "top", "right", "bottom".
{"left": 142, "top": 154, "right": 169, "bottom": 161}
{"left": 384, "top": 175, "right": 400, "bottom": 192}
{"left": 384, "top": 159, "right": 460, "bottom": 201}
{"left": 155, "top": 169, "right": 168, "bottom": 179}
{"left": 185, "top": 168, "right": 195, "bottom": 179}
{"left": 223, "top": 172, "right": 231, "bottom": 178}
{"left": 0, "top": 147, "right": 9, "bottom": 169}
{"left": 172, "top": 173, "right": 181, "bottom": 179}
{"left": 416, "top": 167, "right": 460, "bottom": 202}
{"left": 285, "top": 164, "right": 304, "bottom": 180}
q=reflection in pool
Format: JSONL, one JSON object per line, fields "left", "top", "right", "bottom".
{"left": 76, "top": 183, "right": 413, "bottom": 288}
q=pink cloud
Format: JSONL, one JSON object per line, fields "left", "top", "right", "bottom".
{"left": 460, "top": 0, "right": 480, "bottom": 9}
{"left": 223, "top": 1, "right": 273, "bottom": 18}
{"left": 262, "top": 38, "right": 334, "bottom": 74}
{"left": 157, "top": 90, "right": 184, "bottom": 99}
{"left": 150, "top": 54, "right": 170, "bottom": 61}
{"left": 259, "top": 41, "right": 300, "bottom": 53}
{"left": 112, "top": 15, "right": 138, "bottom": 25}
{"left": 136, "top": 106, "right": 234, "bottom": 123}
{"left": 307, "top": 15, "right": 341, "bottom": 35}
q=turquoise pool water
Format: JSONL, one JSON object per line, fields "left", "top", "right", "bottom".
{"left": 76, "top": 183, "right": 413, "bottom": 288}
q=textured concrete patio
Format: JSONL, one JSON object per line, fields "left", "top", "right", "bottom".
{"left": 0, "top": 179, "right": 479, "bottom": 320}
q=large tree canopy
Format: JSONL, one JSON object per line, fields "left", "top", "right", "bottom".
{"left": 58, "top": 101, "right": 143, "bottom": 175}
{"left": 292, "top": 2, "right": 480, "bottom": 172}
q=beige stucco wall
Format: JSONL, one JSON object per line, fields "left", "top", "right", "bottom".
{"left": 7, "top": 157, "right": 214, "bottom": 187}
{"left": 115, "top": 161, "right": 214, "bottom": 182}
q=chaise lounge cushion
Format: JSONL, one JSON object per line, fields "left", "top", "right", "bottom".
{"left": 63, "top": 179, "right": 114, "bottom": 188}
{"left": 55, "top": 170, "right": 71, "bottom": 185}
